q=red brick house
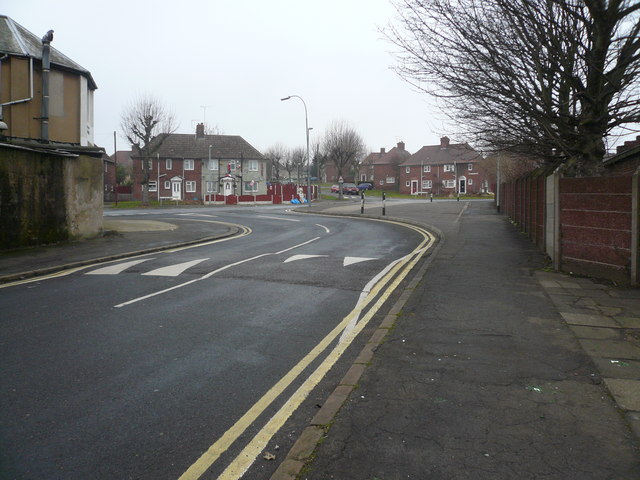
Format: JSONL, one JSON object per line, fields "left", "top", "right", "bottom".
{"left": 365, "top": 142, "right": 411, "bottom": 191}
{"left": 399, "top": 137, "right": 488, "bottom": 196}
{"left": 132, "top": 124, "right": 266, "bottom": 202}
{"left": 604, "top": 135, "right": 640, "bottom": 176}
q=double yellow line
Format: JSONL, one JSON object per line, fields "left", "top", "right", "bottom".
{"left": 179, "top": 219, "right": 435, "bottom": 480}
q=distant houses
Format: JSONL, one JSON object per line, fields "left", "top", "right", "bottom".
{"left": 354, "top": 137, "right": 490, "bottom": 196}
{"left": 131, "top": 123, "right": 267, "bottom": 202}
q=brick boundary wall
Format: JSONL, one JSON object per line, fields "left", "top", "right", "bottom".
{"left": 499, "top": 167, "right": 639, "bottom": 285}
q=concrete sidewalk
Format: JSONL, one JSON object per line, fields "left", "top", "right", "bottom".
{"left": 273, "top": 199, "right": 640, "bottom": 480}
{"left": 0, "top": 216, "right": 237, "bottom": 283}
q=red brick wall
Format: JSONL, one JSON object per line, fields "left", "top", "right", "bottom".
{"left": 559, "top": 176, "right": 633, "bottom": 282}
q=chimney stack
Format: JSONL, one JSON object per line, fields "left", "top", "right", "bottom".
{"left": 196, "top": 123, "right": 205, "bottom": 139}
{"left": 440, "top": 136, "right": 450, "bottom": 148}
{"left": 397, "top": 141, "right": 405, "bottom": 151}
{"left": 380, "top": 147, "right": 386, "bottom": 154}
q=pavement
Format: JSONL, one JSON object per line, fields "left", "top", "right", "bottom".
{"left": 1, "top": 200, "right": 639, "bottom": 479}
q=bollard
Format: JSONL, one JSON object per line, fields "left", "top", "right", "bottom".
{"left": 457, "top": 193, "right": 460, "bottom": 202}
{"left": 360, "top": 191, "right": 365, "bottom": 214}
{"left": 430, "top": 193, "right": 433, "bottom": 202}
{"left": 382, "top": 191, "right": 386, "bottom": 216}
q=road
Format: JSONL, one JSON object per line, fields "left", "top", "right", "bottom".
{"left": 0, "top": 207, "right": 433, "bottom": 480}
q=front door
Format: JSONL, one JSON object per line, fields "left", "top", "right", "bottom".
{"left": 223, "top": 180, "right": 233, "bottom": 196}
{"left": 171, "top": 180, "right": 181, "bottom": 200}
{"left": 411, "top": 180, "right": 419, "bottom": 195}
{"left": 459, "top": 177, "right": 467, "bottom": 195}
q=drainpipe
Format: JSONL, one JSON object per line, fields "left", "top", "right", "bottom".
{"left": 41, "top": 30, "right": 54, "bottom": 141}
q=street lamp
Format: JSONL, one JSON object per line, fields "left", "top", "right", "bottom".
{"left": 281, "top": 95, "right": 311, "bottom": 207}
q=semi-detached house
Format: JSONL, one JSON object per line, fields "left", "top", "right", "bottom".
{"left": 399, "top": 137, "right": 489, "bottom": 196}
{"left": 132, "top": 123, "right": 266, "bottom": 202}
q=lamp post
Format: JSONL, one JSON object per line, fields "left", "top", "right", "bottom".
{"left": 281, "top": 95, "right": 311, "bottom": 207}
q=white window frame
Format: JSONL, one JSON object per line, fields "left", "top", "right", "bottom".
{"left": 164, "top": 180, "right": 171, "bottom": 189}
{"left": 405, "top": 181, "right": 410, "bottom": 187}
{"left": 248, "top": 160, "right": 259, "bottom": 172}
{"left": 166, "top": 158, "right": 172, "bottom": 170}
{"left": 443, "top": 179, "right": 455, "bottom": 188}
{"left": 142, "top": 160, "right": 153, "bottom": 170}
{"left": 386, "top": 176, "right": 395, "bottom": 184}
{"left": 244, "top": 181, "right": 259, "bottom": 192}
{"left": 444, "top": 164, "right": 454, "bottom": 172}
{"left": 405, "top": 166, "right": 410, "bottom": 173}
{"left": 205, "top": 181, "right": 216, "bottom": 193}
{"left": 379, "top": 180, "right": 384, "bottom": 186}
{"left": 424, "top": 165, "right": 431, "bottom": 173}
{"left": 148, "top": 180, "right": 157, "bottom": 192}
{"left": 209, "top": 159, "right": 218, "bottom": 170}
{"left": 229, "top": 161, "right": 236, "bottom": 172}
{"left": 468, "top": 163, "right": 473, "bottom": 171}
{"left": 185, "top": 180, "right": 196, "bottom": 192}
{"left": 468, "top": 178, "right": 473, "bottom": 185}
{"left": 423, "top": 180, "right": 432, "bottom": 189}
{"left": 184, "top": 159, "right": 195, "bottom": 171}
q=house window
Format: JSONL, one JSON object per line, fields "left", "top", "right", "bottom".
{"left": 208, "top": 159, "right": 218, "bottom": 170}
{"left": 423, "top": 180, "right": 432, "bottom": 189}
{"left": 405, "top": 166, "right": 410, "bottom": 173}
{"left": 443, "top": 179, "right": 455, "bottom": 188}
{"left": 379, "top": 180, "right": 384, "bottom": 186}
{"left": 468, "top": 163, "right": 473, "bottom": 171}
{"left": 104, "top": 163, "right": 108, "bottom": 173}
{"left": 244, "top": 181, "right": 258, "bottom": 192}
{"left": 468, "top": 178, "right": 473, "bottom": 185}
{"left": 142, "top": 160, "right": 153, "bottom": 170}
{"left": 184, "top": 159, "right": 195, "bottom": 170}
{"left": 444, "top": 164, "right": 454, "bottom": 172}
{"left": 248, "top": 160, "right": 258, "bottom": 172}
{"left": 206, "top": 181, "right": 216, "bottom": 193}
{"left": 185, "top": 181, "right": 196, "bottom": 192}
{"left": 166, "top": 158, "right": 172, "bottom": 170}
{"left": 229, "top": 161, "right": 236, "bottom": 171}
{"left": 405, "top": 181, "right": 410, "bottom": 187}
{"left": 148, "top": 180, "right": 157, "bottom": 192}
{"left": 164, "top": 180, "right": 170, "bottom": 189}
{"left": 386, "top": 176, "right": 395, "bottom": 183}
{"left": 424, "top": 165, "right": 431, "bottom": 173}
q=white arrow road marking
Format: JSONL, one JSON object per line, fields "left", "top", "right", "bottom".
{"left": 316, "top": 224, "right": 330, "bottom": 233}
{"left": 283, "top": 254, "right": 328, "bottom": 264}
{"left": 86, "top": 258, "right": 155, "bottom": 275}
{"left": 142, "top": 258, "right": 209, "bottom": 277}
{"left": 343, "top": 256, "right": 377, "bottom": 266}
{"left": 257, "top": 215, "right": 300, "bottom": 222}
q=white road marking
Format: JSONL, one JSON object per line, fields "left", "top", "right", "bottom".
{"left": 257, "top": 215, "right": 300, "bottom": 222}
{"left": 114, "top": 238, "right": 321, "bottom": 308}
{"left": 316, "top": 224, "right": 330, "bottom": 233}
{"left": 86, "top": 258, "right": 154, "bottom": 275}
{"left": 283, "top": 254, "right": 328, "bottom": 264}
{"left": 343, "top": 256, "right": 377, "bottom": 266}
{"left": 142, "top": 258, "right": 208, "bottom": 277}
{"left": 176, "top": 213, "right": 218, "bottom": 217}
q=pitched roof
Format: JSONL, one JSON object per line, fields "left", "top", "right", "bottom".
{"left": 400, "top": 142, "right": 481, "bottom": 166}
{"left": 0, "top": 15, "right": 97, "bottom": 89}
{"left": 143, "top": 133, "right": 264, "bottom": 160}
{"left": 361, "top": 151, "right": 384, "bottom": 166}
{"left": 373, "top": 145, "right": 411, "bottom": 165}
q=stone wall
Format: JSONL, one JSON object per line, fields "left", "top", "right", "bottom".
{"left": 0, "top": 142, "right": 104, "bottom": 249}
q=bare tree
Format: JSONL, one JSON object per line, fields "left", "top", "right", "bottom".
{"left": 290, "top": 147, "right": 306, "bottom": 183}
{"left": 321, "top": 120, "right": 366, "bottom": 194}
{"left": 120, "top": 95, "right": 178, "bottom": 204}
{"left": 386, "top": 0, "right": 640, "bottom": 175}
{"left": 263, "top": 143, "right": 288, "bottom": 182}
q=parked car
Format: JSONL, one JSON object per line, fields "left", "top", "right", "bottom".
{"left": 357, "top": 182, "right": 373, "bottom": 190}
{"left": 341, "top": 183, "right": 359, "bottom": 195}
{"left": 330, "top": 183, "right": 359, "bottom": 195}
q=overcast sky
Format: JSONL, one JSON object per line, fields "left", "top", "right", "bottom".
{"left": 4, "top": 0, "right": 457, "bottom": 156}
